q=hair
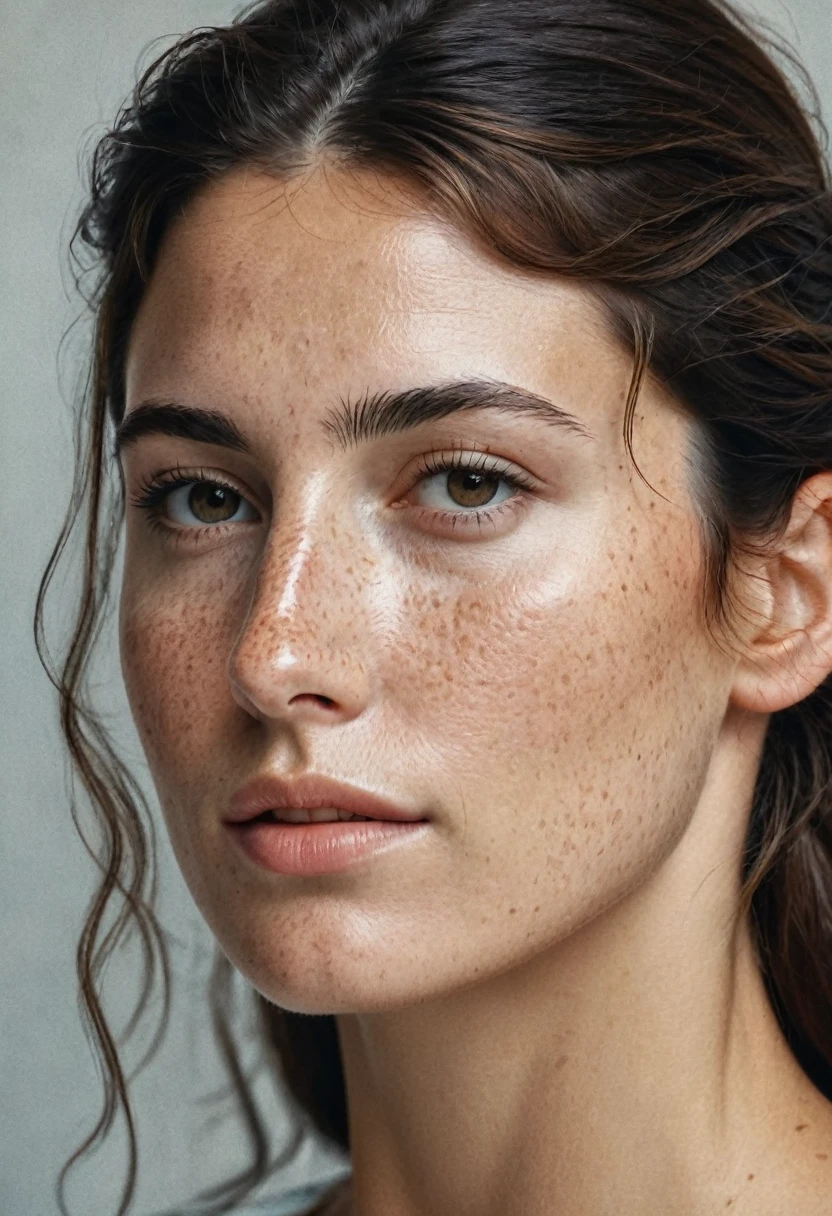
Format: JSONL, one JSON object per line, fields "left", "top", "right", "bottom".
{"left": 35, "top": 0, "right": 832, "bottom": 1212}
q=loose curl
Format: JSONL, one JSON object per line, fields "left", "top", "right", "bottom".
{"left": 35, "top": 1, "right": 832, "bottom": 1212}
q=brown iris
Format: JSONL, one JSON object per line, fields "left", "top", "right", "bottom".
{"left": 188, "top": 484, "right": 240, "bottom": 523}
{"left": 446, "top": 469, "right": 500, "bottom": 509}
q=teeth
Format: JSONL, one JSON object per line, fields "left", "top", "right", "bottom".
{"left": 273, "top": 807, "right": 374, "bottom": 824}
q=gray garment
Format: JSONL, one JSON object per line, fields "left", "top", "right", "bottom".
{"left": 230, "top": 1179, "right": 348, "bottom": 1215}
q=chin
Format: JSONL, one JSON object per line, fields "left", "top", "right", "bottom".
{"left": 244, "top": 972, "right": 427, "bottom": 1017}
{"left": 216, "top": 928, "right": 472, "bottom": 1016}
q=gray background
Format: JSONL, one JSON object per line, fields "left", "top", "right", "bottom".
{"left": 1, "top": 2, "right": 830, "bottom": 1214}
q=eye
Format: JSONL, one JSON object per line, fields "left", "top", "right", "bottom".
{"left": 405, "top": 451, "right": 537, "bottom": 533}
{"left": 129, "top": 467, "right": 260, "bottom": 537}
{"left": 415, "top": 458, "right": 521, "bottom": 510}
{"left": 164, "top": 481, "right": 258, "bottom": 526}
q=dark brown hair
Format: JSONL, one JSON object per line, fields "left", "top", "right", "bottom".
{"left": 36, "top": 1, "right": 832, "bottom": 1212}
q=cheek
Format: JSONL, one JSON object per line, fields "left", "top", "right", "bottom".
{"left": 390, "top": 519, "right": 707, "bottom": 755}
{"left": 118, "top": 565, "right": 236, "bottom": 806}
{"left": 386, "top": 512, "right": 720, "bottom": 935}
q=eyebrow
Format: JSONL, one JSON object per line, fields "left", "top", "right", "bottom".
{"left": 112, "top": 378, "right": 595, "bottom": 462}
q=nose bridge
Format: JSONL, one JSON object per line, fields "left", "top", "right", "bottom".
{"left": 228, "top": 476, "right": 374, "bottom": 716}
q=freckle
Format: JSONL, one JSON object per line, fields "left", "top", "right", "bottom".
{"left": 533, "top": 905, "right": 540, "bottom": 913}
{"left": 796, "top": 1124, "right": 808, "bottom": 1131}
{"left": 725, "top": 1200, "right": 733, "bottom": 1208}
{"left": 601, "top": 790, "right": 609, "bottom": 800}
{"left": 817, "top": 1153, "right": 828, "bottom": 1160}
{"left": 620, "top": 584, "right": 628, "bottom": 592}
{"left": 509, "top": 907, "right": 517, "bottom": 915}
{"left": 746, "top": 1175, "right": 754, "bottom": 1181}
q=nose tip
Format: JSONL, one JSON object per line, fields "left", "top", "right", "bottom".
{"left": 228, "top": 636, "right": 371, "bottom": 726}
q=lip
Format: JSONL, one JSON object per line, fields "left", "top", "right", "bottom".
{"left": 225, "top": 771, "right": 430, "bottom": 826}
{"left": 225, "top": 817, "right": 432, "bottom": 877}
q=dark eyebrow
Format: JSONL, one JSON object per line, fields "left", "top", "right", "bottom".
{"left": 112, "top": 378, "right": 594, "bottom": 461}
{"left": 113, "top": 402, "right": 255, "bottom": 462}
{"left": 325, "top": 379, "right": 595, "bottom": 447}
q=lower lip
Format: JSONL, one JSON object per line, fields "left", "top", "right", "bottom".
{"left": 225, "top": 818, "right": 432, "bottom": 876}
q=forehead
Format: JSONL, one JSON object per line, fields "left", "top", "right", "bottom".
{"left": 125, "top": 164, "right": 622, "bottom": 428}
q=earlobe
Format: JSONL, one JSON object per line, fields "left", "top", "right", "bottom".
{"left": 729, "top": 471, "right": 832, "bottom": 716}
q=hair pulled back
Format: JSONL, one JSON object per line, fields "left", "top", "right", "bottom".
{"left": 36, "top": 1, "right": 832, "bottom": 1212}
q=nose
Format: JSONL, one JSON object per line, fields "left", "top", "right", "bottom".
{"left": 227, "top": 486, "right": 375, "bottom": 727}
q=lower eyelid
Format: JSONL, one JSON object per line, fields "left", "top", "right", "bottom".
{"left": 407, "top": 486, "right": 533, "bottom": 537}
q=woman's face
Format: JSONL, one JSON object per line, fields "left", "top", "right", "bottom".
{"left": 120, "top": 165, "right": 735, "bottom": 1011}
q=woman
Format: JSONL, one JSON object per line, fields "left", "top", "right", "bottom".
{"left": 38, "top": 0, "right": 832, "bottom": 1213}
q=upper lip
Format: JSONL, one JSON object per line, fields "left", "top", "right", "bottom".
{"left": 225, "top": 772, "right": 430, "bottom": 824}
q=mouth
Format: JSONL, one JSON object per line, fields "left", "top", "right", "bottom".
{"left": 246, "top": 807, "right": 385, "bottom": 825}
{"left": 225, "top": 770, "right": 430, "bottom": 828}
{"left": 224, "top": 797, "right": 432, "bottom": 877}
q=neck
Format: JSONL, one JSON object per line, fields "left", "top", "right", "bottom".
{"left": 333, "top": 712, "right": 832, "bottom": 1216}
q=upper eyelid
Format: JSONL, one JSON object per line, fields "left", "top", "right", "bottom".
{"left": 135, "top": 452, "right": 532, "bottom": 497}
{"left": 413, "top": 449, "right": 535, "bottom": 482}
{"left": 131, "top": 465, "right": 259, "bottom": 503}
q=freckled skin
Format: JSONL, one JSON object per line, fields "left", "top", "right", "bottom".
{"left": 119, "top": 166, "right": 832, "bottom": 1216}
{"left": 121, "top": 167, "right": 714, "bottom": 1002}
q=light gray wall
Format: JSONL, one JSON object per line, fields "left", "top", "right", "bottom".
{"left": 1, "top": 2, "right": 830, "bottom": 1214}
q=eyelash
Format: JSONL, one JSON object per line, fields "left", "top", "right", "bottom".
{"left": 129, "top": 453, "right": 537, "bottom": 544}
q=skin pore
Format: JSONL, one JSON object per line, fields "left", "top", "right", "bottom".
{"left": 118, "top": 164, "right": 832, "bottom": 1216}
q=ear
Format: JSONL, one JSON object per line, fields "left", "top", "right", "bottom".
{"left": 730, "top": 471, "right": 832, "bottom": 714}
